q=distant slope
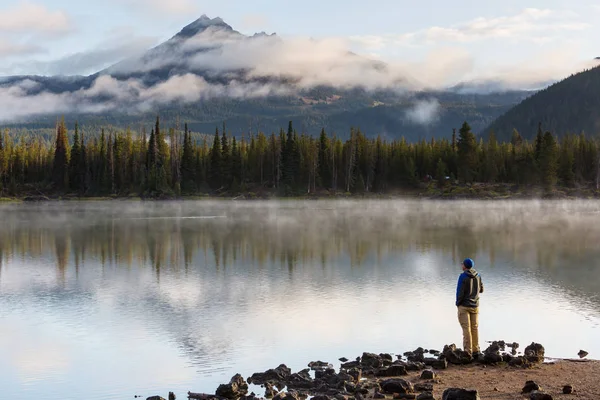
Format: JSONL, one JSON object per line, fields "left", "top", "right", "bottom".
{"left": 485, "top": 65, "right": 600, "bottom": 141}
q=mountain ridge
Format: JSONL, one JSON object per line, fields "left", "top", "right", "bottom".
{"left": 0, "top": 15, "right": 540, "bottom": 139}
{"left": 485, "top": 64, "right": 600, "bottom": 141}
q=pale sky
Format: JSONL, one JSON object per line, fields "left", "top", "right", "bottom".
{"left": 1, "top": 0, "right": 599, "bottom": 82}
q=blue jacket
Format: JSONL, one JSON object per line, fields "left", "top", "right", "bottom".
{"left": 456, "top": 268, "right": 484, "bottom": 307}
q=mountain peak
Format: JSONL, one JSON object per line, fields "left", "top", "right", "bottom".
{"left": 176, "top": 15, "right": 233, "bottom": 39}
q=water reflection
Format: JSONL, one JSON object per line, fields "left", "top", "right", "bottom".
{"left": 0, "top": 200, "right": 599, "bottom": 400}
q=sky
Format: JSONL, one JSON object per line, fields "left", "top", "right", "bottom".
{"left": 1, "top": 0, "right": 599, "bottom": 80}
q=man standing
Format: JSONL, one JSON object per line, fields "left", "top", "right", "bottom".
{"left": 456, "top": 258, "right": 484, "bottom": 357}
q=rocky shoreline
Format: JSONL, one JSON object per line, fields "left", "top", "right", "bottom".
{"left": 143, "top": 341, "right": 594, "bottom": 400}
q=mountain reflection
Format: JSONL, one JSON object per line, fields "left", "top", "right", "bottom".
{"left": 0, "top": 200, "right": 599, "bottom": 395}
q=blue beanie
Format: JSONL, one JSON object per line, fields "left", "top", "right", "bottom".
{"left": 463, "top": 258, "right": 474, "bottom": 269}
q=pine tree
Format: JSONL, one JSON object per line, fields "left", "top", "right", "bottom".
{"left": 540, "top": 131, "right": 558, "bottom": 190}
{"left": 209, "top": 128, "right": 222, "bottom": 190}
{"left": 181, "top": 123, "right": 196, "bottom": 193}
{"left": 282, "top": 121, "right": 300, "bottom": 193}
{"left": 436, "top": 158, "right": 448, "bottom": 187}
{"left": 559, "top": 136, "right": 575, "bottom": 187}
{"left": 534, "top": 122, "right": 544, "bottom": 161}
{"left": 457, "top": 121, "right": 477, "bottom": 183}
{"left": 53, "top": 118, "right": 69, "bottom": 191}
{"left": 318, "top": 128, "right": 331, "bottom": 189}
{"left": 69, "top": 122, "right": 82, "bottom": 193}
{"left": 221, "top": 129, "right": 231, "bottom": 188}
{"left": 231, "top": 137, "right": 242, "bottom": 192}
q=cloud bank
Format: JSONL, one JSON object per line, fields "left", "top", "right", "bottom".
{"left": 0, "top": 8, "right": 596, "bottom": 122}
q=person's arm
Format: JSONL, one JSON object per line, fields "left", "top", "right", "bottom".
{"left": 456, "top": 274, "right": 465, "bottom": 306}
{"left": 479, "top": 275, "right": 484, "bottom": 293}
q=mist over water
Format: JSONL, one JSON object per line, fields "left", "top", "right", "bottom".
{"left": 0, "top": 199, "right": 599, "bottom": 400}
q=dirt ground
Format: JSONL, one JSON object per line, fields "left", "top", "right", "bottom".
{"left": 398, "top": 360, "right": 600, "bottom": 399}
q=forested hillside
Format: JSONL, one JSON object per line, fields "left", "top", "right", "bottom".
{"left": 486, "top": 65, "right": 600, "bottom": 141}
{"left": 1, "top": 117, "right": 598, "bottom": 198}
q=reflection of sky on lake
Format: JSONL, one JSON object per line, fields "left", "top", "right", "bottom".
{"left": 0, "top": 200, "right": 598, "bottom": 400}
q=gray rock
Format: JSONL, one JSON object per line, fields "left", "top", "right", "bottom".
{"left": 375, "top": 365, "right": 408, "bottom": 377}
{"left": 441, "top": 388, "right": 479, "bottom": 400}
{"left": 414, "top": 383, "right": 433, "bottom": 392}
{"left": 441, "top": 345, "right": 472, "bottom": 365}
{"left": 524, "top": 343, "right": 545, "bottom": 363}
{"left": 309, "top": 361, "right": 334, "bottom": 370}
{"left": 248, "top": 365, "right": 292, "bottom": 385}
{"left": 392, "top": 395, "right": 416, "bottom": 400}
{"left": 529, "top": 391, "right": 553, "bottom": 400}
{"left": 216, "top": 374, "right": 249, "bottom": 399}
{"left": 381, "top": 379, "right": 414, "bottom": 394}
{"left": 420, "top": 370, "right": 436, "bottom": 380}
{"left": 522, "top": 381, "right": 541, "bottom": 394}
{"left": 361, "top": 352, "right": 384, "bottom": 368}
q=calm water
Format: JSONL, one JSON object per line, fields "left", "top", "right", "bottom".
{"left": 0, "top": 200, "right": 599, "bottom": 400}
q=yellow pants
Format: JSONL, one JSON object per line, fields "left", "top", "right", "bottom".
{"left": 458, "top": 306, "right": 480, "bottom": 354}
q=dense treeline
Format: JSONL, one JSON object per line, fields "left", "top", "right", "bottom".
{"left": 486, "top": 65, "right": 600, "bottom": 141}
{"left": 0, "top": 116, "right": 599, "bottom": 198}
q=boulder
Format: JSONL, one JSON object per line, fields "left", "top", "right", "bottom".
{"left": 169, "top": 393, "right": 176, "bottom": 400}
{"left": 287, "top": 369, "right": 314, "bottom": 390}
{"left": 375, "top": 365, "right": 408, "bottom": 377}
{"left": 341, "top": 361, "right": 361, "bottom": 370}
{"left": 362, "top": 353, "right": 384, "bottom": 368}
{"left": 420, "top": 370, "right": 436, "bottom": 380}
{"left": 441, "top": 388, "right": 479, "bottom": 400}
{"left": 414, "top": 383, "right": 433, "bottom": 392}
{"left": 416, "top": 392, "right": 436, "bottom": 400}
{"left": 405, "top": 348, "right": 426, "bottom": 363}
{"left": 380, "top": 379, "right": 414, "bottom": 394}
{"left": 529, "top": 391, "right": 553, "bottom": 400}
{"left": 524, "top": 343, "right": 545, "bottom": 363}
{"left": 392, "top": 395, "right": 416, "bottom": 400}
{"left": 373, "top": 391, "right": 386, "bottom": 399}
{"left": 563, "top": 385, "right": 574, "bottom": 394}
{"left": 442, "top": 345, "right": 472, "bottom": 365}
{"left": 146, "top": 397, "right": 166, "bottom": 400}
{"left": 316, "top": 368, "right": 336, "bottom": 380}
{"left": 309, "top": 361, "right": 334, "bottom": 371}
{"left": 522, "top": 381, "right": 541, "bottom": 394}
{"left": 216, "top": 374, "right": 249, "bottom": 399}
{"left": 339, "top": 358, "right": 349, "bottom": 362}
{"left": 248, "top": 365, "right": 292, "bottom": 385}
{"left": 578, "top": 350, "right": 588, "bottom": 359}
{"left": 394, "top": 361, "right": 426, "bottom": 371}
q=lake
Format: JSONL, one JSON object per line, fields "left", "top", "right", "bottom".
{"left": 0, "top": 199, "right": 599, "bottom": 400}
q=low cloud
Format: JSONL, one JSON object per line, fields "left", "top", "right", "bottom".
{"left": 7, "top": 32, "right": 158, "bottom": 76}
{"left": 0, "top": 39, "right": 45, "bottom": 58}
{"left": 0, "top": 74, "right": 294, "bottom": 122}
{"left": 405, "top": 99, "right": 441, "bottom": 125}
{"left": 0, "top": 2, "right": 72, "bottom": 35}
